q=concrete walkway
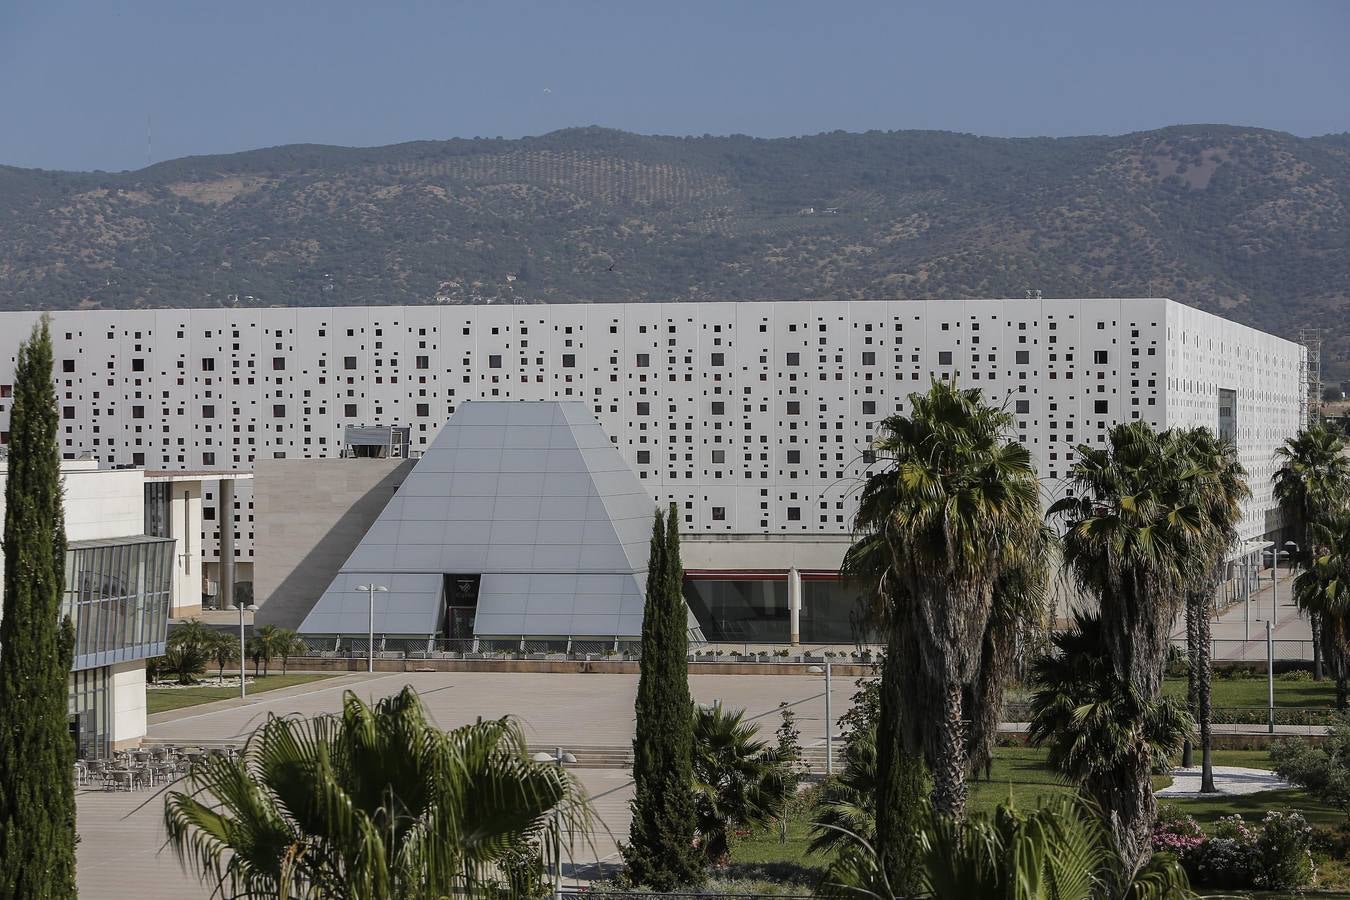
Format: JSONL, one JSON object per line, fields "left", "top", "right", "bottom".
{"left": 1157, "top": 765, "right": 1293, "bottom": 797}
{"left": 1170, "top": 565, "right": 1313, "bottom": 663}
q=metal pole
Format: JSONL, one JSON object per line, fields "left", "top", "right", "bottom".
{"left": 239, "top": 603, "right": 247, "bottom": 699}
{"left": 1244, "top": 559, "right": 1250, "bottom": 643}
{"left": 1267, "top": 619, "right": 1275, "bottom": 735}
{"left": 824, "top": 660, "right": 833, "bottom": 777}
{"left": 368, "top": 585, "right": 376, "bottom": 674}
{"left": 1273, "top": 552, "right": 1279, "bottom": 628}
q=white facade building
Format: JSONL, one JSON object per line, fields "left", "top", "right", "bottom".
{"left": 0, "top": 460, "right": 247, "bottom": 754}
{"left": 0, "top": 298, "right": 1305, "bottom": 616}
{"left": 0, "top": 462, "right": 170, "bottom": 756}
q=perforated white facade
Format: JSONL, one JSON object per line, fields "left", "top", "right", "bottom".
{"left": 0, "top": 298, "right": 1305, "bottom": 567}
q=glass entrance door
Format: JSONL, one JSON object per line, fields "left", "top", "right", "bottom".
{"left": 447, "top": 606, "right": 476, "bottom": 639}
{"left": 444, "top": 574, "right": 480, "bottom": 639}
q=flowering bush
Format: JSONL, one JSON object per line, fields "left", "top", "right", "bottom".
{"left": 1254, "top": 810, "right": 1317, "bottom": 890}
{"left": 1212, "top": 813, "right": 1258, "bottom": 844}
{"left": 1152, "top": 806, "right": 1205, "bottom": 857}
{"left": 1155, "top": 804, "right": 1203, "bottom": 838}
{"left": 1151, "top": 809, "right": 1315, "bottom": 891}
{"left": 1186, "top": 836, "right": 1256, "bottom": 889}
{"left": 1151, "top": 829, "right": 1205, "bottom": 856}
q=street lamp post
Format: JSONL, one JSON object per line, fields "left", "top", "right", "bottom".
{"left": 1266, "top": 619, "right": 1276, "bottom": 735}
{"left": 236, "top": 601, "right": 259, "bottom": 699}
{"left": 808, "top": 662, "right": 834, "bottom": 776}
{"left": 532, "top": 747, "right": 577, "bottom": 900}
{"left": 355, "top": 584, "right": 388, "bottom": 673}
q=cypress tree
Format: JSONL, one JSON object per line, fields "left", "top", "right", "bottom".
{"left": 874, "top": 634, "right": 928, "bottom": 894}
{"left": 0, "top": 319, "right": 77, "bottom": 899}
{"left": 622, "top": 505, "right": 702, "bottom": 888}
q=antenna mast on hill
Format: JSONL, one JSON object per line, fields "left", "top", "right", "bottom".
{"left": 1300, "top": 326, "right": 1324, "bottom": 425}
{"left": 146, "top": 115, "right": 152, "bottom": 168}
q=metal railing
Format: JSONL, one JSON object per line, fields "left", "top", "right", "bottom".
{"left": 289, "top": 634, "right": 885, "bottom": 664}
{"left": 291, "top": 633, "right": 1320, "bottom": 666}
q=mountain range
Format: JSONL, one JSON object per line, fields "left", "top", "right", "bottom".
{"left": 2, "top": 124, "right": 1347, "bottom": 380}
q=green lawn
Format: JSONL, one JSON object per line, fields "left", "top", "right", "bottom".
{"left": 1163, "top": 675, "right": 1338, "bottom": 710}
{"left": 146, "top": 673, "right": 335, "bottom": 714}
{"left": 724, "top": 745, "right": 1350, "bottom": 893}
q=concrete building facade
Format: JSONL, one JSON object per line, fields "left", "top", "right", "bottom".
{"left": 0, "top": 298, "right": 1306, "bottom": 641}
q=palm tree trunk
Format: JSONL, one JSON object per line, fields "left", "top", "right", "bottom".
{"left": 1182, "top": 595, "right": 1199, "bottom": 768}
{"left": 1329, "top": 620, "right": 1348, "bottom": 712}
{"left": 1090, "top": 746, "right": 1155, "bottom": 877}
{"left": 1313, "top": 611, "right": 1324, "bottom": 680}
{"left": 930, "top": 680, "right": 967, "bottom": 820}
{"left": 1198, "top": 593, "right": 1216, "bottom": 793}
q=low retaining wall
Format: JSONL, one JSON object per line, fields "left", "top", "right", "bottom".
{"left": 291, "top": 655, "right": 879, "bottom": 677}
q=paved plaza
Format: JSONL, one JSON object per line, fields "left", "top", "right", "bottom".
{"left": 78, "top": 588, "right": 1319, "bottom": 900}
{"left": 79, "top": 670, "right": 843, "bottom": 899}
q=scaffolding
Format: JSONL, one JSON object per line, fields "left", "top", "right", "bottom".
{"left": 1300, "top": 327, "right": 1324, "bottom": 425}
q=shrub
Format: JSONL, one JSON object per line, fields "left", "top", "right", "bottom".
{"left": 1254, "top": 810, "right": 1317, "bottom": 890}
{"left": 1153, "top": 810, "right": 1316, "bottom": 891}
{"left": 1165, "top": 644, "right": 1189, "bottom": 678}
{"left": 1186, "top": 836, "right": 1256, "bottom": 889}
{"left": 1279, "top": 668, "right": 1314, "bottom": 682}
{"left": 1152, "top": 807, "right": 1206, "bottom": 862}
{"left": 1311, "top": 822, "right": 1350, "bottom": 860}
{"left": 1154, "top": 804, "right": 1203, "bottom": 838}
{"left": 1271, "top": 720, "right": 1350, "bottom": 814}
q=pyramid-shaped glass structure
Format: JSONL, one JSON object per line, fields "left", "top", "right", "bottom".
{"left": 298, "top": 401, "right": 659, "bottom": 638}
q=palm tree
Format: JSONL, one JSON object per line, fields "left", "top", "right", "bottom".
{"left": 848, "top": 380, "right": 1043, "bottom": 821}
{"left": 1175, "top": 428, "right": 1248, "bottom": 793}
{"left": 207, "top": 631, "right": 238, "bottom": 682}
{"left": 967, "top": 535, "right": 1052, "bottom": 783}
{"left": 275, "top": 627, "right": 308, "bottom": 675}
{"left": 1274, "top": 425, "right": 1350, "bottom": 679}
{"left": 822, "top": 797, "right": 1193, "bottom": 899}
{"left": 1294, "top": 511, "right": 1350, "bottom": 709}
{"left": 164, "top": 686, "right": 589, "bottom": 900}
{"left": 691, "top": 702, "right": 787, "bottom": 864}
{"left": 1047, "top": 421, "right": 1203, "bottom": 871}
{"left": 808, "top": 725, "right": 877, "bottom": 857}
{"left": 1028, "top": 613, "right": 1192, "bottom": 810}
{"left": 166, "top": 619, "right": 216, "bottom": 684}
{"left": 249, "top": 623, "right": 286, "bottom": 676}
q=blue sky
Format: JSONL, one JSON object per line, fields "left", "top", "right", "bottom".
{"left": 2, "top": 0, "right": 1346, "bottom": 172}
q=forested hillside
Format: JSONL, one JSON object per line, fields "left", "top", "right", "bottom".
{"left": 2, "top": 125, "right": 1347, "bottom": 376}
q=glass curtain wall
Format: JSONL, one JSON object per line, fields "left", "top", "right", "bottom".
{"left": 144, "top": 482, "right": 171, "bottom": 538}
{"left": 68, "top": 666, "right": 110, "bottom": 759}
{"left": 64, "top": 536, "right": 172, "bottom": 669}
{"left": 683, "top": 576, "right": 872, "bottom": 643}
{"left": 683, "top": 579, "right": 788, "bottom": 642}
